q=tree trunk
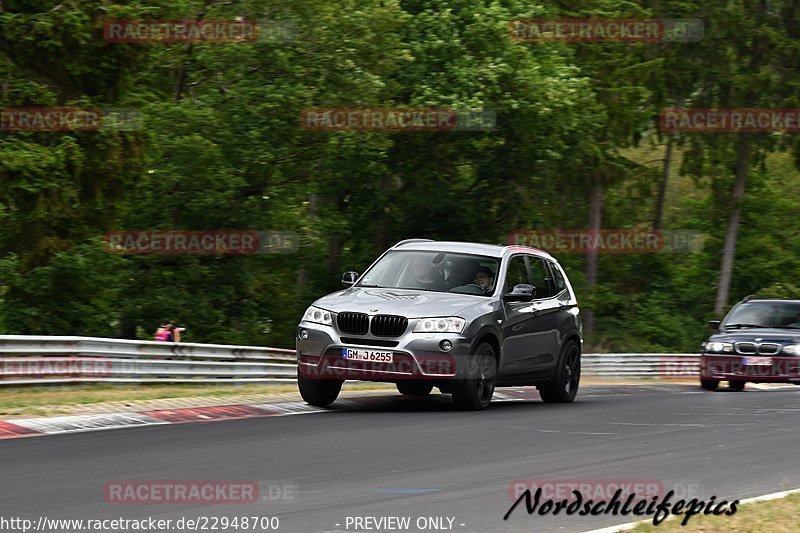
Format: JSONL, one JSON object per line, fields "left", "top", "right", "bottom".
{"left": 653, "top": 133, "right": 674, "bottom": 231}
{"left": 714, "top": 135, "right": 751, "bottom": 316}
{"left": 373, "top": 174, "right": 393, "bottom": 252}
{"left": 583, "top": 170, "right": 604, "bottom": 338}
{"left": 654, "top": 97, "right": 681, "bottom": 231}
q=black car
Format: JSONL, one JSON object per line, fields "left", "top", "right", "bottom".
{"left": 700, "top": 298, "right": 800, "bottom": 391}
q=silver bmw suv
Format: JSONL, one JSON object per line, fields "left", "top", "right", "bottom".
{"left": 296, "top": 239, "right": 582, "bottom": 410}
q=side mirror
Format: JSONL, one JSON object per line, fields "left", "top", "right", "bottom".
{"left": 342, "top": 271, "right": 359, "bottom": 287}
{"left": 503, "top": 283, "right": 536, "bottom": 302}
{"left": 708, "top": 320, "right": 721, "bottom": 330}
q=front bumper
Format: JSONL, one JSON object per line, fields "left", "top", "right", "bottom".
{"left": 296, "top": 321, "right": 470, "bottom": 380}
{"left": 701, "top": 354, "right": 800, "bottom": 383}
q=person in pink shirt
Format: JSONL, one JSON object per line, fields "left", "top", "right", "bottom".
{"left": 154, "top": 320, "right": 181, "bottom": 342}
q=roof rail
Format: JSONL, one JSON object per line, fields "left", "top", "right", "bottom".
{"left": 392, "top": 238, "right": 434, "bottom": 248}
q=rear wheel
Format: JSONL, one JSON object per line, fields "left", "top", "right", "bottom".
{"left": 452, "top": 343, "right": 497, "bottom": 410}
{"left": 298, "top": 375, "right": 343, "bottom": 407}
{"left": 700, "top": 378, "right": 719, "bottom": 391}
{"left": 538, "top": 340, "right": 581, "bottom": 403}
{"left": 396, "top": 381, "right": 434, "bottom": 397}
{"left": 729, "top": 380, "right": 746, "bottom": 391}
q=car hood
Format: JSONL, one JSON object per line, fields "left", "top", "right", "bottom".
{"left": 314, "top": 287, "right": 488, "bottom": 317}
{"left": 709, "top": 328, "right": 800, "bottom": 345}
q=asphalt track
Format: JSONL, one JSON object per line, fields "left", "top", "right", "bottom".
{"left": 2, "top": 383, "right": 800, "bottom": 533}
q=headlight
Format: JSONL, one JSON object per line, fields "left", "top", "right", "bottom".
{"left": 302, "top": 305, "right": 333, "bottom": 326}
{"left": 704, "top": 341, "right": 734, "bottom": 353}
{"left": 413, "top": 317, "right": 466, "bottom": 334}
{"left": 782, "top": 344, "right": 800, "bottom": 355}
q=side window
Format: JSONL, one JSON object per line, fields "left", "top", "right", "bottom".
{"left": 528, "top": 257, "right": 554, "bottom": 299}
{"left": 548, "top": 261, "right": 566, "bottom": 293}
{"left": 504, "top": 255, "right": 529, "bottom": 292}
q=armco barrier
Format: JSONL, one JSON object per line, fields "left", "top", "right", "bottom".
{"left": 0, "top": 336, "right": 699, "bottom": 385}
{"left": 0, "top": 335, "right": 296, "bottom": 385}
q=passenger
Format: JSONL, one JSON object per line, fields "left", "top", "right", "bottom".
{"left": 412, "top": 258, "right": 441, "bottom": 289}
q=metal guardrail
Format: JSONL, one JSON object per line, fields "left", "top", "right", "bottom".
{"left": 581, "top": 353, "right": 699, "bottom": 378}
{"left": 0, "top": 336, "right": 700, "bottom": 385}
{"left": 0, "top": 335, "right": 296, "bottom": 385}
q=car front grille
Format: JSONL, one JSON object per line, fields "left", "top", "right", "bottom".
{"left": 337, "top": 312, "right": 369, "bottom": 335}
{"left": 758, "top": 343, "right": 781, "bottom": 355}
{"left": 735, "top": 342, "right": 757, "bottom": 354}
{"left": 370, "top": 315, "right": 408, "bottom": 337}
{"left": 735, "top": 342, "right": 782, "bottom": 355}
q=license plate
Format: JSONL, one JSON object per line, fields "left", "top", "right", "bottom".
{"left": 743, "top": 356, "right": 772, "bottom": 366}
{"left": 342, "top": 347, "right": 394, "bottom": 363}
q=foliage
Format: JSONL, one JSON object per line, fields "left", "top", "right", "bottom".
{"left": 1, "top": 1, "right": 799, "bottom": 352}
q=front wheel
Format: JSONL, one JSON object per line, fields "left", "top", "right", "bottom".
{"left": 396, "top": 381, "right": 434, "bottom": 397}
{"left": 729, "top": 380, "right": 746, "bottom": 391}
{"left": 298, "top": 375, "right": 343, "bottom": 407}
{"left": 452, "top": 343, "right": 497, "bottom": 410}
{"left": 700, "top": 378, "right": 719, "bottom": 391}
{"left": 538, "top": 340, "right": 581, "bottom": 403}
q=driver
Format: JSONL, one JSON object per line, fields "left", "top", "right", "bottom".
{"left": 473, "top": 267, "right": 494, "bottom": 293}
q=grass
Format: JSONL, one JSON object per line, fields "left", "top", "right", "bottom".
{"left": 0, "top": 382, "right": 394, "bottom": 417}
{"left": 630, "top": 493, "right": 800, "bottom": 532}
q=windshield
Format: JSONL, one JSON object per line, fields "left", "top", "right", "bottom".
{"left": 357, "top": 251, "right": 501, "bottom": 296}
{"left": 723, "top": 301, "right": 800, "bottom": 329}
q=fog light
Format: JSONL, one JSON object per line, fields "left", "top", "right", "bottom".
{"left": 439, "top": 339, "right": 452, "bottom": 352}
{"left": 299, "top": 329, "right": 309, "bottom": 340}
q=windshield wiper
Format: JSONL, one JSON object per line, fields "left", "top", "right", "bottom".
{"left": 723, "top": 323, "right": 769, "bottom": 329}
{"left": 765, "top": 324, "right": 800, "bottom": 330}
{"left": 356, "top": 284, "right": 384, "bottom": 288}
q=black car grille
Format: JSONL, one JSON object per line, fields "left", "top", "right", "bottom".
{"left": 337, "top": 312, "right": 369, "bottom": 335}
{"left": 758, "top": 343, "right": 781, "bottom": 355}
{"left": 735, "top": 342, "right": 782, "bottom": 355}
{"left": 370, "top": 315, "right": 408, "bottom": 337}
{"left": 735, "top": 342, "right": 757, "bottom": 354}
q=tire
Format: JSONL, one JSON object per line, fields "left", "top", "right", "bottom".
{"left": 396, "top": 381, "right": 434, "bottom": 397}
{"left": 700, "top": 378, "right": 720, "bottom": 391}
{"left": 452, "top": 342, "right": 497, "bottom": 410}
{"left": 298, "top": 375, "right": 343, "bottom": 407}
{"left": 538, "top": 340, "right": 581, "bottom": 403}
{"left": 729, "top": 380, "right": 746, "bottom": 391}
